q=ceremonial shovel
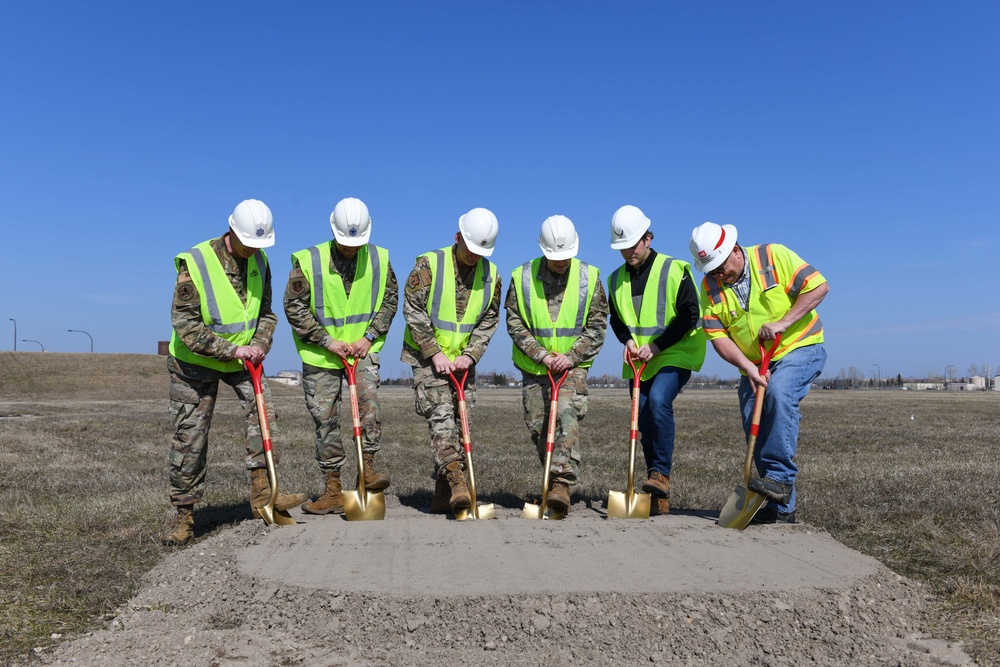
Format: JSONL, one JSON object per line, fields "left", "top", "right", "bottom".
{"left": 607, "top": 351, "right": 651, "bottom": 519}
{"left": 339, "top": 356, "right": 386, "bottom": 521}
{"left": 522, "top": 369, "right": 569, "bottom": 520}
{"left": 447, "top": 369, "right": 496, "bottom": 520}
{"left": 244, "top": 360, "right": 296, "bottom": 526}
{"left": 718, "top": 335, "right": 781, "bottom": 530}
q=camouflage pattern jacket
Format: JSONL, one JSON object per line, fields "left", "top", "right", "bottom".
{"left": 504, "top": 258, "right": 609, "bottom": 370}
{"left": 401, "top": 244, "right": 502, "bottom": 365}
{"left": 171, "top": 235, "right": 277, "bottom": 363}
{"left": 283, "top": 242, "right": 399, "bottom": 349}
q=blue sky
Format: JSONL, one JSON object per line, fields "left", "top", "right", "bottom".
{"left": 2, "top": 2, "right": 997, "bottom": 380}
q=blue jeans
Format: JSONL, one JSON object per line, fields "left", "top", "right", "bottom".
{"left": 738, "top": 344, "right": 826, "bottom": 513}
{"left": 633, "top": 367, "right": 691, "bottom": 477}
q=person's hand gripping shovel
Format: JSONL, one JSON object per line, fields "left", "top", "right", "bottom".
{"left": 340, "top": 356, "right": 386, "bottom": 521}
{"left": 522, "top": 369, "right": 569, "bottom": 520}
{"left": 718, "top": 334, "right": 782, "bottom": 530}
{"left": 244, "top": 360, "right": 297, "bottom": 526}
{"left": 607, "top": 349, "right": 651, "bottom": 519}
{"left": 447, "top": 370, "right": 496, "bottom": 521}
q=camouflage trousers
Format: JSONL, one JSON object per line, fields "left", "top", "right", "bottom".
{"left": 521, "top": 367, "right": 589, "bottom": 486}
{"left": 410, "top": 361, "right": 476, "bottom": 477}
{"left": 167, "top": 355, "right": 273, "bottom": 506}
{"left": 302, "top": 354, "right": 382, "bottom": 473}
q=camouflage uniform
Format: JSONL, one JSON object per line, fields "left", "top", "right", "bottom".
{"left": 283, "top": 244, "right": 398, "bottom": 471}
{"left": 505, "top": 259, "right": 608, "bottom": 485}
{"left": 168, "top": 235, "right": 278, "bottom": 506}
{"left": 401, "top": 246, "right": 501, "bottom": 475}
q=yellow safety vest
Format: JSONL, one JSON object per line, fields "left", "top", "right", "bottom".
{"left": 610, "top": 253, "right": 706, "bottom": 380}
{"left": 291, "top": 242, "right": 389, "bottom": 370}
{"left": 511, "top": 258, "right": 599, "bottom": 375}
{"left": 700, "top": 243, "right": 825, "bottom": 366}
{"left": 402, "top": 247, "right": 497, "bottom": 361}
{"left": 168, "top": 239, "right": 265, "bottom": 372}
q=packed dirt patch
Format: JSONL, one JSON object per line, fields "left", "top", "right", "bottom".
{"left": 35, "top": 499, "right": 973, "bottom": 666}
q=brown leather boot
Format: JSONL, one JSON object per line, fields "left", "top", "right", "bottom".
{"left": 250, "top": 468, "right": 308, "bottom": 519}
{"left": 161, "top": 505, "right": 194, "bottom": 546}
{"left": 444, "top": 461, "right": 471, "bottom": 512}
{"left": 301, "top": 471, "right": 344, "bottom": 515}
{"left": 641, "top": 470, "right": 670, "bottom": 497}
{"left": 650, "top": 496, "right": 670, "bottom": 516}
{"left": 547, "top": 481, "right": 571, "bottom": 514}
{"left": 429, "top": 475, "right": 452, "bottom": 514}
{"left": 362, "top": 452, "right": 390, "bottom": 491}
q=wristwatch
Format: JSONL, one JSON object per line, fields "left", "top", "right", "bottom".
{"left": 364, "top": 332, "right": 377, "bottom": 343}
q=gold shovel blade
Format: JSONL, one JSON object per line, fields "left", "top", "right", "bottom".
{"left": 343, "top": 490, "right": 386, "bottom": 521}
{"left": 718, "top": 485, "right": 768, "bottom": 530}
{"left": 606, "top": 490, "right": 651, "bottom": 519}
{"left": 521, "top": 502, "right": 565, "bottom": 520}
{"left": 259, "top": 506, "right": 297, "bottom": 526}
{"left": 455, "top": 504, "right": 497, "bottom": 521}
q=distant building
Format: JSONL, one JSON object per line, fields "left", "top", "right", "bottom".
{"left": 969, "top": 376, "right": 986, "bottom": 390}
{"left": 945, "top": 382, "right": 975, "bottom": 391}
{"left": 270, "top": 370, "right": 302, "bottom": 387}
{"left": 903, "top": 382, "right": 945, "bottom": 391}
{"left": 157, "top": 341, "right": 169, "bottom": 355}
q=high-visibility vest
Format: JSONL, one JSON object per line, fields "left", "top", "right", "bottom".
{"left": 168, "top": 239, "right": 266, "bottom": 373}
{"left": 402, "top": 247, "right": 498, "bottom": 361}
{"left": 609, "top": 253, "right": 706, "bottom": 380}
{"left": 700, "top": 243, "right": 825, "bottom": 366}
{"left": 511, "top": 258, "right": 599, "bottom": 375}
{"left": 291, "top": 242, "right": 389, "bottom": 370}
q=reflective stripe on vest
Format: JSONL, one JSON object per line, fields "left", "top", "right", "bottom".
{"left": 185, "top": 244, "right": 263, "bottom": 334}
{"left": 307, "top": 244, "right": 384, "bottom": 327}
{"left": 428, "top": 249, "right": 493, "bottom": 333}
{"left": 511, "top": 258, "right": 598, "bottom": 374}
{"left": 609, "top": 256, "right": 674, "bottom": 338}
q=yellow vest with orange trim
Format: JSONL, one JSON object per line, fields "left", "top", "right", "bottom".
{"left": 699, "top": 243, "right": 825, "bottom": 367}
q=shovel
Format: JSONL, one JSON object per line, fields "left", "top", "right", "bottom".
{"left": 607, "top": 351, "right": 651, "bottom": 519}
{"left": 448, "top": 369, "right": 496, "bottom": 521}
{"left": 522, "top": 369, "right": 569, "bottom": 520}
{"left": 244, "top": 360, "right": 297, "bottom": 526}
{"left": 339, "top": 356, "right": 386, "bottom": 521}
{"left": 718, "top": 334, "right": 782, "bottom": 530}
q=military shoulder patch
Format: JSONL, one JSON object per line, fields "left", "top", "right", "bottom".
{"left": 176, "top": 282, "right": 197, "bottom": 302}
{"left": 289, "top": 279, "right": 306, "bottom": 295}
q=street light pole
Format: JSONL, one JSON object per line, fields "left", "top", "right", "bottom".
{"left": 8, "top": 318, "right": 15, "bottom": 351}
{"left": 873, "top": 363, "right": 881, "bottom": 390}
{"left": 67, "top": 329, "right": 94, "bottom": 353}
{"left": 22, "top": 339, "right": 44, "bottom": 351}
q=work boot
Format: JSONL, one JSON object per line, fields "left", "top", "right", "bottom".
{"left": 546, "top": 481, "right": 571, "bottom": 514}
{"left": 429, "top": 475, "right": 452, "bottom": 514}
{"left": 301, "top": 471, "right": 344, "bottom": 515}
{"left": 641, "top": 470, "right": 671, "bottom": 498}
{"left": 161, "top": 505, "right": 194, "bottom": 546}
{"left": 650, "top": 496, "right": 670, "bottom": 516}
{"left": 444, "top": 461, "right": 472, "bottom": 512}
{"left": 362, "top": 452, "right": 390, "bottom": 492}
{"left": 249, "top": 468, "right": 308, "bottom": 519}
{"left": 747, "top": 477, "right": 793, "bottom": 505}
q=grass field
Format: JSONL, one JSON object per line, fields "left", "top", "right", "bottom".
{"left": 1, "top": 351, "right": 998, "bottom": 665}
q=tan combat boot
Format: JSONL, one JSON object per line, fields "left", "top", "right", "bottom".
{"left": 301, "top": 471, "right": 344, "bottom": 515}
{"left": 429, "top": 475, "right": 452, "bottom": 514}
{"left": 650, "top": 496, "right": 670, "bottom": 516}
{"left": 547, "top": 481, "right": 571, "bottom": 514}
{"left": 444, "top": 461, "right": 471, "bottom": 512}
{"left": 362, "top": 452, "right": 390, "bottom": 491}
{"left": 161, "top": 505, "right": 194, "bottom": 546}
{"left": 249, "top": 468, "right": 308, "bottom": 519}
{"left": 641, "top": 470, "right": 670, "bottom": 497}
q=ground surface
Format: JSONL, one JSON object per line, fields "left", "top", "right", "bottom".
{"left": 36, "top": 501, "right": 974, "bottom": 666}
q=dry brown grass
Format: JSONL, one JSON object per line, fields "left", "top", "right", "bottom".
{"left": 1, "top": 352, "right": 998, "bottom": 664}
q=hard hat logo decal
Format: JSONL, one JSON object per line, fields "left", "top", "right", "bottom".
{"left": 616, "top": 228, "right": 625, "bottom": 238}
{"left": 698, "top": 250, "right": 707, "bottom": 258}
{"left": 349, "top": 227, "right": 357, "bottom": 237}
{"left": 256, "top": 228, "right": 265, "bottom": 238}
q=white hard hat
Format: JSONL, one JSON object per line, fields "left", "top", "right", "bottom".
{"left": 689, "top": 221, "right": 738, "bottom": 273}
{"left": 229, "top": 199, "right": 275, "bottom": 249}
{"left": 538, "top": 215, "right": 579, "bottom": 261}
{"left": 330, "top": 197, "right": 371, "bottom": 247}
{"left": 610, "top": 205, "right": 651, "bottom": 250}
{"left": 458, "top": 207, "right": 499, "bottom": 257}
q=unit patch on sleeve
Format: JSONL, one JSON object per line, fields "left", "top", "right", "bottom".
{"left": 176, "top": 283, "right": 196, "bottom": 302}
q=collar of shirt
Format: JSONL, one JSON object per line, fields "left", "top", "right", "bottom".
{"left": 329, "top": 241, "right": 358, "bottom": 277}
{"left": 537, "top": 258, "right": 569, "bottom": 286}
{"left": 211, "top": 235, "right": 246, "bottom": 278}
{"left": 724, "top": 247, "right": 751, "bottom": 310}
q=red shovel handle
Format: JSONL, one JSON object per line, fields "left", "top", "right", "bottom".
{"left": 758, "top": 333, "right": 782, "bottom": 376}
{"left": 243, "top": 360, "right": 273, "bottom": 454}
{"left": 245, "top": 359, "right": 265, "bottom": 393}
{"left": 448, "top": 369, "right": 470, "bottom": 401}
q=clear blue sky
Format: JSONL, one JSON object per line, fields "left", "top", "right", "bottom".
{"left": 2, "top": 2, "right": 997, "bottom": 380}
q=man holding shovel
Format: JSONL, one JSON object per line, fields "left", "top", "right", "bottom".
{"left": 284, "top": 197, "right": 398, "bottom": 516}
{"left": 401, "top": 208, "right": 502, "bottom": 517}
{"left": 689, "top": 222, "right": 828, "bottom": 524}
{"left": 162, "top": 199, "right": 307, "bottom": 546}
{"left": 506, "top": 215, "right": 608, "bottom": 515}
{"left": 608, "top": 205, "right": 705, "bottom": 516}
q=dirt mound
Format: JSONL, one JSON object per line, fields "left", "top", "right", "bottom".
{"left": 34, "top": 501, "right": 973, "bottom": 666}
